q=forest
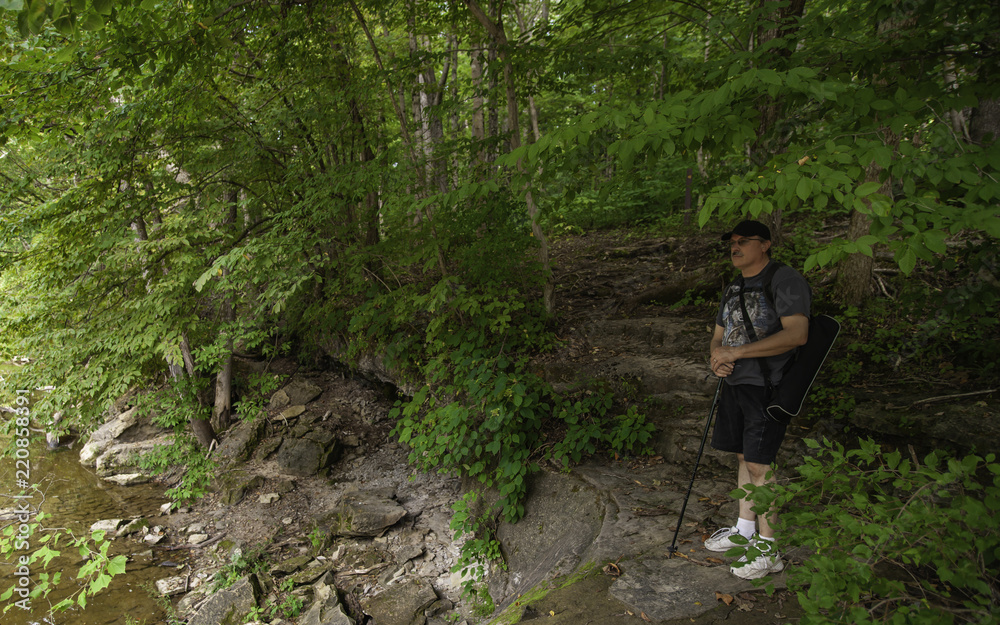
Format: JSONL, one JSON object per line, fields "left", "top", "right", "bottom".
{"left": 1, "top": 0, "right": 998, "bottom": 622}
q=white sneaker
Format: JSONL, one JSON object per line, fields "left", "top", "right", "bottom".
{"left": 730, "top": 537, "right": 785, "bottom": 579}
{"left": 704, "top": 526, "right": 749, "bottom": 552}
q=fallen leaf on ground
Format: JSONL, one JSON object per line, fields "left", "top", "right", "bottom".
{"left": 716, "top": 592, "right": 734, "bottom": 605}
{"left": 705, "top": 557, "right": 724, "bottom": 565}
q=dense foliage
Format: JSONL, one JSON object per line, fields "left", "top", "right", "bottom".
{"left": 739, "top": 439, "right": 1000, "bottom": 624}
{"left": 1, "top": 0, "right": 997, "bottom": 614}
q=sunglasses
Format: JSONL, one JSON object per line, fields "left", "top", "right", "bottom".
{"left": 727, "top": 237, "right": 764, "bottom": 247}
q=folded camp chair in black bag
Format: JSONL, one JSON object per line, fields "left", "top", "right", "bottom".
{"left": 736, "top": 267, "right": 841, "bottom": 424}
{"left": 765, "top": 313, "right": 840, "bottom": 423}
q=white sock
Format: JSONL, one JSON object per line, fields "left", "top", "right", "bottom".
{"left": 736, "top": 517, "right": 756, "bottom": 539}
{"left": 757, "top": 534, "right": 775, "bottom": 542}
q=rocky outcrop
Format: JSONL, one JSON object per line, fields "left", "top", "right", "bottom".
{"left": 217, "top": 417, "right": 267, "bottom": 463}
{"left": 276, "top": 436, "right": 336, "bottom": 477}
{"left": 94, "top": 436, "right": 172, "bottom": 477}
{"left": 269, "top": 378, "right": 324, "bottom": 411}
{"left": 79, "top": 407, "right": 142, "bottom": 466}
{"left": 301, "top": 573, "right": 356, "bottom": 625}
{"left": 79, "top": 406, "right": 174, "bottom": 483}
{"left": 322, "top": 490, "right": 407, "bottom": 538}
{"left": 217, "top": 471, "right": 265, "bottom": 506}
{"left": 187, "top": 574, "right": 262, "bottom": 625}
{"left": 361, "top": 577, "right": 438, "bottom": 625}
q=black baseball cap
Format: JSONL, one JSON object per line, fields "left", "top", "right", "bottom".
{"left": 721, "top": 219, "right": 771, "bottom": 241}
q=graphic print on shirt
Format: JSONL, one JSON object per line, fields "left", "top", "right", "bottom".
{"left": 721, "top": 284, "right": 776, "bottom": 347}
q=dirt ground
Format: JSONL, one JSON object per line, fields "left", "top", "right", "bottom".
{"left": 523, "top": 573, "right": 804, "bottom": 625}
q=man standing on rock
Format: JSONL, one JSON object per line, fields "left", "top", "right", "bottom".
{"left": 705, "top": 219, "right": 811, "bottom": 579}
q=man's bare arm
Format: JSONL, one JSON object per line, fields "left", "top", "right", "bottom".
{"left": 711, "top": 314, "right": 808, "bottom": 365}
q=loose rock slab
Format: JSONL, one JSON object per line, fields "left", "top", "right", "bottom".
{"left": 301, "top": 576, "right": 355, "bottom": 625}
{"left": 269, "top": 378, "right": 324, "bottom": 411}
{"left": 79, "top": 408, "right": 140, "bottom": 466}
{"left": 217, "top": 418, "right": 266, "bottom": 462}
{"left": 187, "top": 574, "right": 262, "bottom": 625}
{"left": 276, "top": 437, "right": 332, "bottom": 477}
{"left": 324, "top": 491, "right": 406, "bottom": 537}
{"left": 361, "top": 577, "right": 438, "bottom": 625}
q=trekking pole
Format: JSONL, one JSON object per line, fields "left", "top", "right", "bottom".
{"left": 666, "top": 376, "right": 724, "bottom": 558}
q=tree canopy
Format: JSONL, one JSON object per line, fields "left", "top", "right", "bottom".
{"left": 2, "top": 0, "right": 998, "bottom": 538}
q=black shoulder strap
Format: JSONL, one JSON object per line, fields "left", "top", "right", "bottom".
{"left": 759, "top": 261, "right": 784, "bottom": 313}
{"left": 737, "top": 277, "right": 775, "bottom": 392}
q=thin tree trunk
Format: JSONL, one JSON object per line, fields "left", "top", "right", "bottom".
{"left": 486, "top": 0, "right": 500, "bottom": 159}
{"left": 350, "top": 0, "right": 447, "bottom": 274}
{"left": 470, "top": 44, "right": 487, "bottom": 171}
{"left": 175, "top": 336, "right": 217, "bottom": 448}
{"left": 749, "top": 0, "right": 807, "bottom": 244}
{"left": 513, "top": 0, "right": 547, "bottom": 145}
{"left": 836, "top": 9, "right": 912, "bottom": 305}
{"left": 212, "top": 187, "right": 238, "bottom": 433}
{"left": 466, "top": 0, "right": 554, "bottom": 314}
{"left": 135, "top": 198, "right": 217, "bottom": 448}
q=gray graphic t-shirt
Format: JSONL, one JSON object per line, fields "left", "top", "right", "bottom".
{"left": 715, "top": 262, "right": 811, "bottom": 387}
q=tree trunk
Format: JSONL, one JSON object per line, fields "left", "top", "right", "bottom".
{"left": 837, "top": 204, "right": 875, "bottom": 306}
{"left": 212, "top": 187, "right": 238, "bottom": 433}
{"left": 134, "top": 208, "right": 217, "bottom": 448}
{"left": 470, "top": 44, "right": 487, "bottom": 171}
{"left": 466, "top": 0, "right": 554, "bottom": 314}
{"left": 970, "top": 95, "right": 1000, "bottom": 146}
{"left": 749, "top": 0, "right": 807, "bottom": 244}
{"left": 835, "top": 9, "right": 912, "bottom": 305}
{"left": 968, "top": 23, "right": 998, "bottom": 147}
{"left": 513, "top": 0, "right": 547, "bottom": 145}
{"left": 486, "top": 0, "right": 500, "bottom": 159}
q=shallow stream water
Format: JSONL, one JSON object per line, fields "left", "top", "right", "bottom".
{"left": 0, "top": 438, "right": 183, "bottom": 625}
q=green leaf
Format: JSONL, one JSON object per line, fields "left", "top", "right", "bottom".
{"left": 922, "top": 230, "right": 946, "bottom": 254}
{"left": 89, "top": 573, "right": 112, "bottom": 595}
{"left": 80, "top": 11, "right": 104, "bottom": 30}
{"left": 795, "top": 176, "right": 811, "bottom": 201}
{"left": 93, "top": 0, "right": 113, "bottom": 14}
{"left": 758, "top": 69, "right": 781, "bottom": 85}
{"left": 107, "top": 554, "right": 127, "bottom": 576}
{"left": 897, "top": 247, "right": 917, "bottom": 274}
{"left": 53, "top": 14, "right": 76, "bottom": 35}
{"left": 856, "top": 181, "right": 881, "bottom": 197}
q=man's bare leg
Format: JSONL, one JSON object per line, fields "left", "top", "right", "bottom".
{"left": 738, "top": 455, "right": 777, "bottom": 539}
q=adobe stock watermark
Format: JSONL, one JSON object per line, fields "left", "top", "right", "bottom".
{"left": 7, "top": 389, "right": 37, "bottom": 612}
